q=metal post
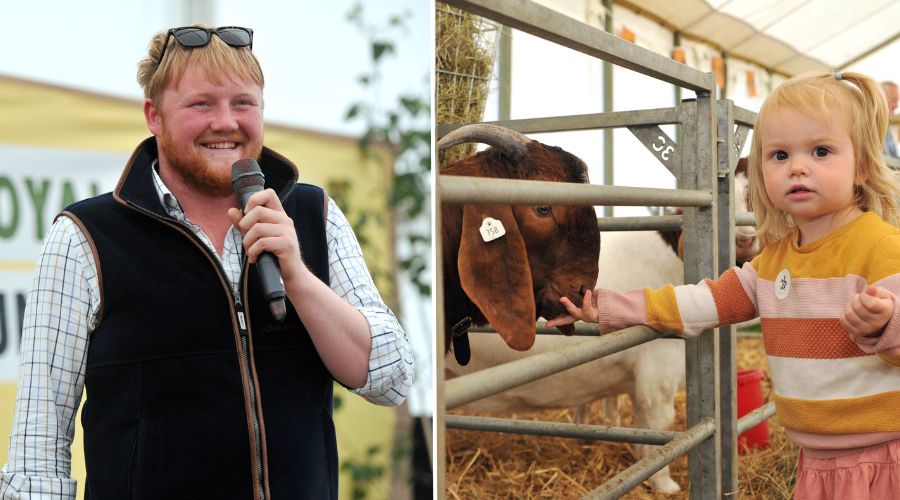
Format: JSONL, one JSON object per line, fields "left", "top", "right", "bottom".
{"left": 498, "top": 26, "right": 512, "bottom": 121}
{"left": 680, "top": 93, "right": 722, "bottom": 499}
{"left": 435, "top": 164, "right": 447, "bottom": 500}
{"left": 603, "top": 0, "right": 614, "bottom": 217}
{"left": 673, "top": 31, "right": 682, "bottom": 152}
{"left": 717, "top": 98, "right": 739, "bottom": 495}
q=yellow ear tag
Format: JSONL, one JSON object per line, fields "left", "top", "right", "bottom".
{"left": 479, "top": 217, "right": 506, "bottom": 243}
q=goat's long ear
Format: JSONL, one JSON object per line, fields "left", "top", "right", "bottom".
{"left": 458, "top": 204, "right": 536, "bottom": 351}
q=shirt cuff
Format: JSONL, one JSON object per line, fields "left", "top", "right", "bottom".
{"left": 0, "top": 466, "right": 77, "bottom": 499}
{"left": 349, "top": 307, "right": 414, "bottom": 407}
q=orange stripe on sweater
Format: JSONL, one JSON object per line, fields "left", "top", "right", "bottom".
{"left": 704, "top": 269, "right": 756, "bottom": 325}
{"left": 762, "top": 317, "right": 867, "bottom": 359}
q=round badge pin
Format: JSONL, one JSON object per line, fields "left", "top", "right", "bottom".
{"left": 775, "top": 269, "right": 791, "bottom": 300}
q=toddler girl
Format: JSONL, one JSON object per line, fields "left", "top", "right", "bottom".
{"left": 548, "top": 71, "right": 900, "bottom": 499}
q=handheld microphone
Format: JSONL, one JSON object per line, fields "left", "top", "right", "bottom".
{"left": 231, "top": 158, "right": 287, "bottom": 322}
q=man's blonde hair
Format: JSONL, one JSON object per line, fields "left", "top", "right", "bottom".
{"left": 748, "top": 71, "right": 900, "bottom": 246}
{"left": 137, "top": 24, "right": 264, "bottom": 103}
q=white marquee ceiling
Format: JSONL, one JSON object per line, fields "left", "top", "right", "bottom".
{"left": 620, "top": 0, "right": 900, "bottom": 75}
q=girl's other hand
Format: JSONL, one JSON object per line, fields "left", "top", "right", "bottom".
{"left": 841, "top": 285, "right": 894, "bottom": 340}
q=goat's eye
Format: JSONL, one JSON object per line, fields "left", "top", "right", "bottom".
{"left": 534, "top": 205, "right": 552, "bottom": 217}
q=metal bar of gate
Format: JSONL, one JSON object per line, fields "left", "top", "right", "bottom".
{"left": 582, "top": 419, "right": 717, "bottom": 499}
{"left": 737, "top": 402, "right": 776, "bottom": 435}
{"left": 733, "top": 105, "right": 757, "bottom": 127}
{"left": 437, "top": 107, "right": 680, "bottom": 136}
{"left": 735, "top": 211, "right": 755, "bottom": 226}
{"left": 439, "top": 176, "right": 713, "bottom": 206}
{"left": 595, "top": 213, "right": 754, "bottom": 231}
{"left": 599, "top": 215, "right": 683, "bottom": 231}
{"left": 441, "top": 0, "right": 716, "bottom": 92}
{"left": 446, "top": 327, "right": 665, "bottom": 409}
{"left": 446, "top": 414, "right": 678, "bottom": 445}
{"left": 470, "top": 321, "right": 600, "bottom": 336}
{"left": 471, "top": 322, "right": 681, "bottom": 339}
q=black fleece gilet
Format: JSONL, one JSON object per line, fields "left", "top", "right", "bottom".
{"left": 65, "top": 138, "right": 336, "bottom": 500}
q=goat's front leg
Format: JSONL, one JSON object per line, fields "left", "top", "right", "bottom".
{"left": 631, "top": 374, "right": 680, "bottom": 494}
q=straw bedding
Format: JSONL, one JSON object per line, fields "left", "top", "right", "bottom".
{"left": 446, "top": 336, "right": 799, "bottom": 499}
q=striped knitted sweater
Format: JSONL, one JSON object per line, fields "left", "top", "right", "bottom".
{"left": 597, "top": 212, "right": 900, "bottom": 454}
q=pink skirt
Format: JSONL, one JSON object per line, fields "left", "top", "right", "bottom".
{"left": 794, "top": 439, "right": 900, "bottom": 500}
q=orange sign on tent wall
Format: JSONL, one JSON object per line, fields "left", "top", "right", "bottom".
{"left": 712, "top": 55, "right": 725, "bottom": 88}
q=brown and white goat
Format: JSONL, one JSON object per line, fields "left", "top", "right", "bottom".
{"left": 446, "top": 163, "right": 759, "bottom": 494}
{"left": 440, "top": 124, "right": 601, "bottom": 362}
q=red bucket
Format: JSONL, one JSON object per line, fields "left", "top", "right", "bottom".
{"left": 737, "top": 368, "right": 769, "bottom": 454}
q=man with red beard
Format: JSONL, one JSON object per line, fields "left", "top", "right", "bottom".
{"left": 0, "top": 25, "right": 413, "bottom": 500}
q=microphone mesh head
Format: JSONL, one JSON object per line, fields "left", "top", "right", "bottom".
{"left": 231, "top": 158, "right": 265, "bottom": 193}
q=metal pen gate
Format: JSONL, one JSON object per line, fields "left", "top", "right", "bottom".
{"left": 436, "top": 0, "right": 776, "bottom": 497}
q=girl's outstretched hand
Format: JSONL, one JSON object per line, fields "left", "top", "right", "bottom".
{"left": 841, "top": 285, "right": 894, "bottom": 340}
{"left": 546, "top": 289, "right": 600, "bottom": 328}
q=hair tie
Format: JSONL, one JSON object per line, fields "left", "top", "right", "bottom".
{"left": 835, "top": 71, "right": 843, "bottom": 81}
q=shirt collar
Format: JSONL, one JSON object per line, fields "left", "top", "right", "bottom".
{"left": 150, "top": 158, "right": 185, "bottom": 219}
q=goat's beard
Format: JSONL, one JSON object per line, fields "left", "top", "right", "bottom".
{"left": 555, "top": 323, "right": 575, "bottom": 335}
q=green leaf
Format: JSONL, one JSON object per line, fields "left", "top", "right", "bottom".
{"left": 344, "top": 104, "right": 360, "bottom": 120}
{"left": 372, "top": 41, "right": 395, "bottom": 62}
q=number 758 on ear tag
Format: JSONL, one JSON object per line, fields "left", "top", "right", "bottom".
{"left": 480, "top": 217, "right": 506, "bottom": 242}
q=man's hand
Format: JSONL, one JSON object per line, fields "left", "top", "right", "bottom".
{"left": 841, "top": 285, "right": 894, "bottom": 340}
{"left": 545, "top": 289, "right": 600, "bottom": 328}
{"left": 227, "top": 188, "right": 306, "bottom": 285}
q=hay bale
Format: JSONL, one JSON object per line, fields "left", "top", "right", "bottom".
{"left": 436, "top": 3, "right": 500, "bottom": 166}
{"left": 446, "top": 337, "right": 799, "bottom": 498}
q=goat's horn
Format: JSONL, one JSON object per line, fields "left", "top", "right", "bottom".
{"left": 437, "top": 124, "right": 531, "bottom": 161}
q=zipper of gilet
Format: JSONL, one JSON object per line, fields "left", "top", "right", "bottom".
{"left": 125, "top": 202, "right": 267, "bottom": 500}
{"left": 234, "top": 294, "right": 265, "bottom": 500}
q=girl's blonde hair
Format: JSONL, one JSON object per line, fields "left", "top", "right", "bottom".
{"left": 136, "top": 24, "right": 264, "bottom": 104}
{"left": 748, "top": 71, "right": 900, "bottom": 246}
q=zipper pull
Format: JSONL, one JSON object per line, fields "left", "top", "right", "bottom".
{"left": 236, "top": 302, "right": 249, "bottom": 337}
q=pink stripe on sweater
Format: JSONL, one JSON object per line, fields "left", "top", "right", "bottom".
{"left": 757, "top": 275, "right": 866, "bottom": 318}
{"left": 596, "top": 288, "right": 647, "bottom": 335}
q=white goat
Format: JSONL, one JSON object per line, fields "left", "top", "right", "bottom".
{"left": 446, "top": 170, "right": 757, "bottom": 494}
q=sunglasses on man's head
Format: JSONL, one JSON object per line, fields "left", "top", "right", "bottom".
{"left": 156, "top": 26, "right": 254, "bottom": 66}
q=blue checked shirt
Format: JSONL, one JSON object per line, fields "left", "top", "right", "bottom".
{"left": 0, "top": 167, "right": 413, "bottom": 498}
